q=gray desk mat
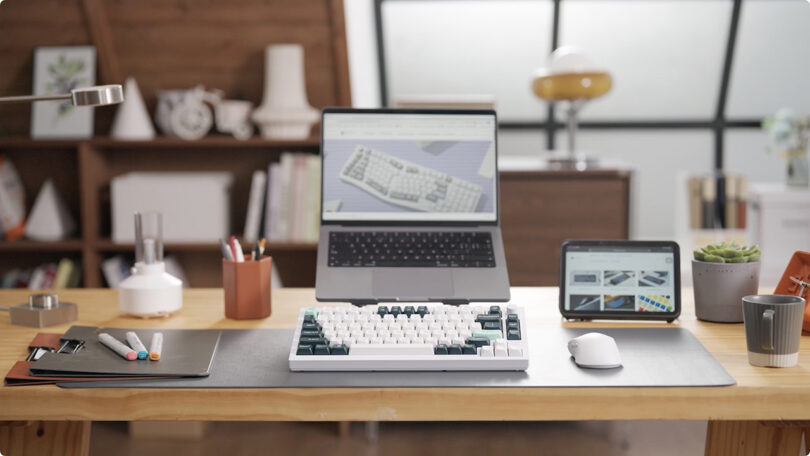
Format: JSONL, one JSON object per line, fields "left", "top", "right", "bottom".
{"left": 59, "top": 327, "right": 735, "bottom": 389}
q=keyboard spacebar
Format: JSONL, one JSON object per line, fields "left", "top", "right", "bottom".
{"left": 350, "top": 344, "right": 434, "bottom": 356}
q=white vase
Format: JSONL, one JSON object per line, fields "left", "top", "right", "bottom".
{"left": 252, "top": 44, "right": 318, "bottom": 140}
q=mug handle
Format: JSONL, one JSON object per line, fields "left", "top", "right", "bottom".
{"left": 761, "top": 309, "right": 775, "bottom": 351}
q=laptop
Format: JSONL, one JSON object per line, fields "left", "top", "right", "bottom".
{"left": 315, "top": 108, "right": 510, "bottom": 304}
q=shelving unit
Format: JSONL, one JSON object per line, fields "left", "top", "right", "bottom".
{"left": 0, "top": 137, "right": 319, "bottom": 288}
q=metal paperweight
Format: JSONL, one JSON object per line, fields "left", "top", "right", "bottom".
{"left": 9, "top": 293, "right": 78, "bottom": 328}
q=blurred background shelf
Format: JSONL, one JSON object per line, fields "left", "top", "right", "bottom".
{"left": 0, "top": 240, "right": 85, "bottom": 252}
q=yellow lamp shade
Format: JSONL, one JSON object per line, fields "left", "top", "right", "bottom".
{"left": 532, "top": 71, "right": 612, "bottom": 102}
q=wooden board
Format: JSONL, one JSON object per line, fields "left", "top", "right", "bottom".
{"left": 1, "top": 287, "right": 810, "bottom": 422}
{"left": 500, "top": 169, "right": 631, "bottom": 286}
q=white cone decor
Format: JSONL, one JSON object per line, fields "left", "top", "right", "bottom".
{"left": 110, "top": 77, "right": 156, "bottom": 140}
{"left": 24, "top": 179, "right": 77, "bottom": 241}
{"left": 252, "top": 44, "right": 318, "bottom": 139}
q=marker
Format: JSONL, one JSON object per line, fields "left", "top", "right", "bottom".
{"left": 125, "top": 331, "right": 148, "bottom": 360}
{"left": 220, "top": 238, "right": 234, "bottom": 261}
{"left": 233, "top": 238, "right": 245, "bottom": 262}
{"left": 229, "top": 235, "right": 238, "bottom": 260}
{"left": 99, "top": 333, "right": 137, "bottom": 361}
{"left": 149, "top": 332, "right": 163, "bottom": 361}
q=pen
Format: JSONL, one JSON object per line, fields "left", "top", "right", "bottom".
{"left": 229, "top": 235, "right": 238, "bottom": 260}
{"left": 259, "top": 238, "right": 266, "bottom": 257}
{"left": 99, "top": 333, "right": 137, "bottom": 361}
{"left": 233, "top": 238, "right": 245, "bottom": 262}
{"left": 125, "top": 331, "right": 148, "bottom": 360}
{"left": 252, "top": 243, "right": 260, "bottom": 261}
{"left": 220, "top": 238, "right": 234, "bottom": 261}
{"left": 149, "top": 332, "right": 163, "bottom": 361}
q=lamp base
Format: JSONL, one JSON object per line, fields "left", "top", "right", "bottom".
{"left": 546, "top": 151, "right": 599, "bottom": 171}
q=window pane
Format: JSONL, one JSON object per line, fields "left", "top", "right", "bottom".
{"left": 724, "top": 129, "right": 786, "bottom": 183}
{"left": 726, "top": 0, "right": 810, "bottom": 118}
{"left": 382, "top": 0, "right": 553, "bottom": 121}
{"left": 556, "top": 130, "right": 714, "bottom": 239}
{"left": 498, "top": 129, "right": 547, "bottom": 157}
{"left": 559, "top": 0, "right": 731, "bottom": 120}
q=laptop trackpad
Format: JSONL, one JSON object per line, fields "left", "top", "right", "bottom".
{"left": 372, "top": 270, "right": 454, "bottom": 299}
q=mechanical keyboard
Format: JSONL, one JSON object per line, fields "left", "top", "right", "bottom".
{"left": 289, "top": 303, "right": 528, "bottom": 371}
{"left": 328, "top": 231, "right": 496, "bottom": 267}
{"left": 340, "top": 145, "right": 483, "bottom": 213}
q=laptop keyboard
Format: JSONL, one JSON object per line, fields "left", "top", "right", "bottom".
{"left": 288, "top": 303, "right": 529, "bottom": 371}
{"left": 328, "top": 231, "right": 496, "bottom": 268}
{"left": 340, "top": 145, "right": 484, "bottom": 213}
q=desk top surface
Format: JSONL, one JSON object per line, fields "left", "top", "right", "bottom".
{"left": 1, "top": 287, "right": 809, "bottom": 422}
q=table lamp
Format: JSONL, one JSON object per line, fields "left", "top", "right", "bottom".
{"left": 532, "top": 46, "right": 611, "bottom": 170}
{"left": 0, "top": 84, "right": 124, "bottom": 106}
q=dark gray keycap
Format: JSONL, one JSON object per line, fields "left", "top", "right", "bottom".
{"left": 448, "top": 344, "right": 463, "bottom": 355}
{"left": 390, "top": 306, "right": 402, "bottom": 317}
{"left": 461, "top": 344, "right": 477, "bottom": 355}
{"left": 303, "top": 314, "right": 316, "bottom": 323}
{"left": 404, "top": 306, "right": 415, "bottom": 317}
{"left": 507, "top": 314, "right": 519, "bottom": 322}
{"left": 299, "top": 337, "right": 329, "bottom": 346}
{"left": 330, "top": 344, "right": 349, "bottom": 355}
{"left": 465, "top": 337, "right": 490, "bottom": 348}
{"left": 314, "top": 344, "right": 330, "bottom": 355}
{"left": 483, "top": 321, "right": 502, "bottom": 331}
{"left": 296, "top": 344, "right": 313, "bottom": 355}
{"left": 417, "top": 305, "right": 429, "bottom": 317}
{"left": 390, "top": 191, "right": 408, "bottom": 200}
{"left": 507, "top": 321, "right": 519, "bottom": 330}
{"left": 302, "top": 322, "right": 320, "bottom": 331}
{"left": 300, "top": 330, "right": 321, "bottom": 338}
{"left": 507, "top": 329, "right": 521, "bottom": 340}
{"left": 489, "top": 306, "right": 502, "bottom": 315}
{"left": 377, "top": 306, "right": 389, "bottom": 316}
{"left": 434, "top": 344, "right": 449, "bottom": 355}
{"left": 475, "top": 314, "right": 501, "bottom": 324}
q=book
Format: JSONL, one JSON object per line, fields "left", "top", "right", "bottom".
{"left": 265, "top": 163, "right": 282, "bottom": 241}
{"left": 725, "top": 175, "right": 738, "bottom": 230}
{"left": 701, "top": 176, "right": 717, "bottom": 229}
{"left": 0, "top": 155, "right": 26, "bottom": 241}
{"left": 243, "top": 170, "right": 267, "bottom": 243}
{"left": 53, "top": 258, "right": 75, "bottom": 289}
{"left": 687, "top": 176, "right": 702, "bottom": 229}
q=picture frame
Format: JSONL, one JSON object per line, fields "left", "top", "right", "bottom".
{"left": 30, "top": 46, "right": 97, "bottom": 139}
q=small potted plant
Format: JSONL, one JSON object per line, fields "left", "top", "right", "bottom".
{"left": 693, "top": 242, "right": 761, "bottom": 322}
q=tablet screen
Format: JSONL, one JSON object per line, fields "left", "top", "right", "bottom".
{"left": 563, "top": 242, "right": 678, "bottom": 315}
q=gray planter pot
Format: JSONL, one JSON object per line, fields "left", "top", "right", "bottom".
{"left": 692, "top": 260, "right": 760, "bottom": 322}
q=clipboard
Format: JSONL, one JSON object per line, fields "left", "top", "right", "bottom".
{"left": 28, "top": 326, "right": 221, "bottom": 378}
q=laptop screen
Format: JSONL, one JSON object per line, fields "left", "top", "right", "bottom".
{"left": 321, "top": 110, "right": 497, "bottom": 222}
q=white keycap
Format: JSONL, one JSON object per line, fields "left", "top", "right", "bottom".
{"left": 508, "top": 342, "right": 523, "bottom": 357}
{"left": 390, "top": 329, "right": 404, "bottom": 338}
{"left": 480, "top": 346, "right": 494, "bottom": 357}
{"left": 383, "top": 337, "right": 397, "bottom": 345}
{"left": 356, "top": 337, "right": 369, "bottom": 345}
{"left": 452, "top": 338, "right": 465, "bottom": 346}
{"left": 337, "top": 329, "right": 350, "bottom": 339}
{"left": 471, "top": 322, "right": 483, "bottom": 331}
{"left": 396, "top": 314, "right": 408, "bottom": 323}
{"left": 383, "top": 314, "right": 394, "bottom": 321}
{"left": 429, "top": 322, "right": 442, "bottom": 332}
{"left": 494, "top": 340, "right": 508, "bottom": 357}
{"left": 370, "top": 337, "right": 383, "bottom": 344}
{"left": 332, "top": 338, "right": 343, "bottom": 346}
{"left": 416, "top": 322, "right": 428, "bottom": 331}
{"left": 423, "top": 315, "right": 435, "bottom": 323}
{"left": 350, "top": 344, "right": 434, "bottom": 356}
{"left": 397, "top": 336, "right": 410, "bottom": 344}
{"left": 405, "top": 329, "right": 417, "bottom": 338}
{"left": 439, "top": 338, "right": 450, "bottom": 346}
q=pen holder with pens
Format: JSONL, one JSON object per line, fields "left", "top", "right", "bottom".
{"left": 222, "top": 256, "right": 272, "bottom": 319}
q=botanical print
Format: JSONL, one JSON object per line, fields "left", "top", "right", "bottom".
{"left": 31, "top": 46, "right": 96, "bottom": 139}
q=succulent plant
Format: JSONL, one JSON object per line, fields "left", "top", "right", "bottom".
{"left": 693, "top": 242, "right": 760, "bottom": 263}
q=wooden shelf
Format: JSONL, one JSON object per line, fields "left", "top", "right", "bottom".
{"left": 0, "top": 136, "right": 320, "bottom": 149}
{"left": 0, "top": 239, "right": 84, "bottom": 252}
{"left": 94, "top": 239, "right": 317, "bottom": 253}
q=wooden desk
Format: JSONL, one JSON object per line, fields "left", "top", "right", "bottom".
{"left": 1, "top": 288, "right": 809, "bottom": 456}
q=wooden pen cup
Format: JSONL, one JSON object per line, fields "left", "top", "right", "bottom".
{"left": 222, "top": 256, "right": 272, "bottom": 319}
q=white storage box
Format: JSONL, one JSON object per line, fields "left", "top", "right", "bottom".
{"left": 111, "top": 172, "right": 233, "bottom": 243}
{"left": 748, "top": 183, "right": 810, "bottom": 287}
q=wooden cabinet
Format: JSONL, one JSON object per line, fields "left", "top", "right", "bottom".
{"left": 500, "top": 169, "right": 632, "bottom": 286}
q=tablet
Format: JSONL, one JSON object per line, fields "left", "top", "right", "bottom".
{"left": 559, "top": 240, "right": 681, "bottom": 321}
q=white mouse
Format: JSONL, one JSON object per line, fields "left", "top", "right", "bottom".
{"left": 567, "top": 332, "right": 622, "bottom": 369}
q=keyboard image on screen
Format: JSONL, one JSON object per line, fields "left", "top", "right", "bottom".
{"left": 289, "top": 304, "right": 528, "bottom": 371}
{"left": 328, "top": 231, "right": 495, "bottom": 267}
{"left": 339, "top": 145, "right": 483, "bottom": 213}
